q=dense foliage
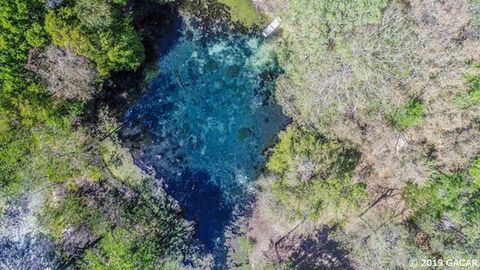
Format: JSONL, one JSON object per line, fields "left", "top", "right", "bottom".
{"left": 45, "top": 0, "right": 145, "bottom": 75}
{"left": 267, "top": 126, "right": 367, "bottom": 223}
{"left": 0, "top": 0, "right": 51, "bottom": 190}
{"left": 0, "top": 0, "right": 188, "bottom": 268}
{"left": 0, "top": 0, "right": 145, "bottom": 194}
{"left": 80, "top": 227, "right": 160, "bottom": 270}
{"left": 248, "top": 0, "right": 480, "bottom": 268}
{"left": 404, "top": 158, "right": 480, "bottom": 259}
{"left": 1, "top": 0, "right": 479, "bottom": 269}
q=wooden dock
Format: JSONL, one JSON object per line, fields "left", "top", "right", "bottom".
{"left": 262, "top": 17, "right": 282, "bottom": 38}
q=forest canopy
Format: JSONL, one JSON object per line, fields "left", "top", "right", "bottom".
{"left": 249, "top": 0, "right": 480, "bottom": 268}
{"left": 0, "top": 0, "right": 479, "bottom": 269}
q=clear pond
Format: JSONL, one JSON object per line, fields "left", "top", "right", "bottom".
{"left": 124, "top": 16, "right": 287, "bottom": 264}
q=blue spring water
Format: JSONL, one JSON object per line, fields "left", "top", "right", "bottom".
{"left": 124, "top": 17, "right": 287, "bottom": 265}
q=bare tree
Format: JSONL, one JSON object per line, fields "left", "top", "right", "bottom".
{"left": 28, "top": 45, "right": 98, "bottom": 102}
{"left": 334, "top": 210, "right": 420, "bottom": 270}
{"left": 271, "top": 0, "right": 480, "bottom": 190}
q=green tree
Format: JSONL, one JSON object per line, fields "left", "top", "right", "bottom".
{"left": 74, "top": 0, "right": 114, "bottom": 30}
{"left": 0, "top": 0, "right": 46, "bottom": 92}
{"left": 0, "top": 0, "right": 65, "bottom": 195}
{"left": 267, "top": 126, "right": 367, "bottom": 223}
{"left": 45, "top": 3, "right": 144, "bottom": 75}
{"left": 80, "top": 228, "right": 158, "bottom": 270}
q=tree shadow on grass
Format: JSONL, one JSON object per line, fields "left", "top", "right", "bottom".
{"left": 288, "top": 228, "right": 355, "bottom": 270}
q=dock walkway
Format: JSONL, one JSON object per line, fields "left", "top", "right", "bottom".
{"left": 262, "top": 17, "right": 281, "bottom": 37}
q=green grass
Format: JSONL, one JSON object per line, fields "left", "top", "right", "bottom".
{"left": 217, "top": 0, "right": 265, "bottom": 27}
{"left": 455, "top": 75, "right": 480, "bottom": 108}
{"left": 389, "top": 98, "right": 424, "bottom": 130}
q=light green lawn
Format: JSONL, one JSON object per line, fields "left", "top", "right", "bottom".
{"left": 217, "top": 0, "right": 265, "bottom": 27}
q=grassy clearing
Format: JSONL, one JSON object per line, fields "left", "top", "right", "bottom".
{"left": 217, "top": 0, "right": 265, "bottom": 27}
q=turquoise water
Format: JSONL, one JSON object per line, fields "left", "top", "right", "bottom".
{"left": 124, "top": 17, "right": 287, "bottom": 264}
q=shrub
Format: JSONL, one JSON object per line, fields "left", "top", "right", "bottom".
{"left": 80, "top": 228, "right": 155, "bottom": 270}
{"left": 455, "top": 75, "right": 480, "bottom": 108}
{"left": 388, "top": 98, "right": 424, "bottom": 130}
